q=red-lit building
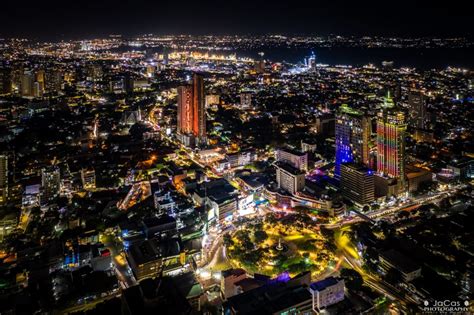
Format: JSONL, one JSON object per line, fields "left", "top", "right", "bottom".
{"left": 177, "top": 74, "right": 206, "bottom": 146}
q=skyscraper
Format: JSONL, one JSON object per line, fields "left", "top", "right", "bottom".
{"left": 334, "top": 104, "right": 371, "bottom": 176}
{"left": 0, "top": 155, "right": 8, "bottom": 206}
{"left": 177, "top": 74, "right": 206, "bottom": 145}
{"left": 41, "top": 166, "right": 61, "bottom": 206}
{"left": 21, "top": 71, "right": 35, "bottom": 97}
{"left": 193, "top": 74, "right": 205, "bottom": 140}
{"left": 0, "top": 66, "right": 12, "bottom": 95}
{"left": 408, "top": 89, "right": 427, "bottom": 129}
{"left": 376, "top": 94, "right": 406, "bottom": 187}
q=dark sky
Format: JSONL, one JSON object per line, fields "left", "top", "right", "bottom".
{"left": 0, "top": 0, "right": 472, "bottom": 40}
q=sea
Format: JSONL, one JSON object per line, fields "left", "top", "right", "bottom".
{"left": 233, "top": 47, "right": 474, "bottom": 70}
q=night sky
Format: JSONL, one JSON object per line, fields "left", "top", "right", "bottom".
{"left": 0, "top": 0, "right": 472, "bottom": 39}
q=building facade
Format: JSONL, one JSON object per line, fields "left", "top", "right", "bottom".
{"left": 376, "top": 94, "right": 406, "bottom": 189}
{"left": 177, "top": 74, "right": 206, "bottom": 145}
{"left": 335, "top": 104, "right": 371, "bottom": 176}
{"left": 340, "top": 163, "right": 375, "bottom": 207}
{"left": 275, "top": 162, "right": 305, "bottom": 195}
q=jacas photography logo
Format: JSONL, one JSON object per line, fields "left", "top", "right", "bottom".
{"left": 422, "top": 299, "right": 471, "bottom": 313}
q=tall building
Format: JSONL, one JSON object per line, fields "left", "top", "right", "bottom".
{"left": 276, "top": 148, "right": 308, "bottom": 171}
{"left": 177, "top": 74, "right": 206, "bottom": 145}
{"left": 0, "top": 66, "right": 12, "bottom": 95}
{"left": 335, "top": 104, "right": 371, "bottom": 176}
{"left": 21, "top": 71, "right": 35, "bottom": 97}
{"left": 122, "top": 73, "right": 134, "bottom": 93}
{"left": 81, "top": 168, "right": 96, "bottom": 190}
{"left": 41, "top": 166, "right": 61, "bottom": 206}
{"left": 340, "top": 163, "right": 375, "bottom": 207}
{"left": 376, "top": 94, "right": 407, "bottom": 188}
{"left": 0, "top": 155, "right": 8, "bottom": 206}
{"left": 408, "top": 89, "right": 427, "bottom": 129}
{"left": 275, "top": 162, "right": 305, "bottom": 195}
{"left": 240, "top": 92, "right": 252, "bottom": 109}
{"left": 193, "top": 74, "right": 205, "bottom": 139}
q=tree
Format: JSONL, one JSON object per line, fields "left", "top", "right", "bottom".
{"left": 223, "top": 233, "right": 234, "bottom": 247}
{"left": 254, "top": 230, "right": 268, "bottom": 243}
{"left": 340, "top": 268, "right": 363, "bottom": 291}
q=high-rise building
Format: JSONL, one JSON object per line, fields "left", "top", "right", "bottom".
{"left": 335, "top": 104, "right": 371, "bottom": 176}
{"left": 0, "top": 155, "right": 8, "bottom": 206}
{"left": 408, "top": 89, "right": 427, "bottom": 129}
{"left": 193, "top": 74, "right": 205, "bottom": 140}
{"left": 340, "top": 163, "right": 375, "bottom": 207}
{"left": 376, "top": 94, "right": 407, "bottom": 188}
{"left": 81, "top": 168, "right": 96, "bottom": 190}
{"left": 177, "top": 85, "right": 193, "bottom": 134}
{"left": 123, "top": 73, "right": 134, "bottom": 94}
{"left": 21, "top": 71, "right": 35, "bottom": 97}
{"left": 0, "top": 66, "right": 12, "bottom": 95}
{"left": 276, "top": 148, "right": 308, "bottom": 172}
{"left": 177, "top": 74, "right": 206, "bottom": 145}
{"left": 275, "top": 162, "right": 305, "bottom": 195}
{"left": 41, "top": 166, "right": 61, "bottom": 206}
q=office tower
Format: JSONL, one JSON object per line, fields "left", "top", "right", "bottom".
{"left": 240, "top": 92, "right": 252, "bottom": 109}
{"left": 334, "top": 104, "right": 371, "bottom": 176}
{"left": 35, "top": 70, "right": 45, "bottom": 91}
{"left": 21, "top": 71, "right": 35, "bottom": 97}
{"left": 81, "top": 168, "right": 96, "bottom": 190}
{"left": 307, "top": 51, "right": 317, "bottom": 72}
{"left": 275, "top": 162, "right": 305, "bottom": 195}
{"left": 0, "top": 155, "right": 8, "bottom": 206}
{"left": 41, "top": 166, "right": 61, "bottom": 205}
{"left": 276, "top": 148, "right": 308, "bottom": 171}
{"left": 408, "top": 89, "right": 427, "bottom": 129}
{"left": 123, "top": 73, "right": 134, "bottom": 93}
{"left": 177, "top": 85, "right": 194, "bottom": 134}
{"left": 177, "top": 74, "right": 206, "bottom": 145}
{"left": 193, "top": 74, "right": 205, "bottom": 139}
{"left": 46, "top": 69, "right": 63, "bottom": 94}
{"left": 340, "top": 163, "right": 375, "bottom": 207}
{"left": 0, "top": 67, "right": 12, "bottom": 95}
{"left": 376, "top": 94, "right": 407, "bottom": 187}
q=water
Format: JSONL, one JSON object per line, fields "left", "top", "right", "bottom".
{"left": 235, "top": 47, "right": 473, "bottom": 70}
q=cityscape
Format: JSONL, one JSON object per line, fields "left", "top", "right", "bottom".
{"left": 0, "top": 3, "right": 473, "bottom": 315}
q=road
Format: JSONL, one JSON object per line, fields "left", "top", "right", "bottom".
{"left": 335, "top": 228, "right": 419, "bottom": 313}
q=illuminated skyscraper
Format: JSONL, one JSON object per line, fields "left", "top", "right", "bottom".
{"left": 41, "top": 166, "right": 61, "bottom": 206}
{"left": 177, "top": 74, "right": 206, "bottom": 145}
{"left": 193, "top": 74, "right": 205, "bottom": 139}
{"left": 408, "top": 89, "right": 427, "bottom": 129}
{"left": 376, "top": 94, "right": 406, "bottom": 187}
{"left": 334, "top": 104, "right": 371, "bottom": 176}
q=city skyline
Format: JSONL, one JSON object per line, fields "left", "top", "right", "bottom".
{"left": 0, "top": 6, "right": 472, "bottom": 315}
